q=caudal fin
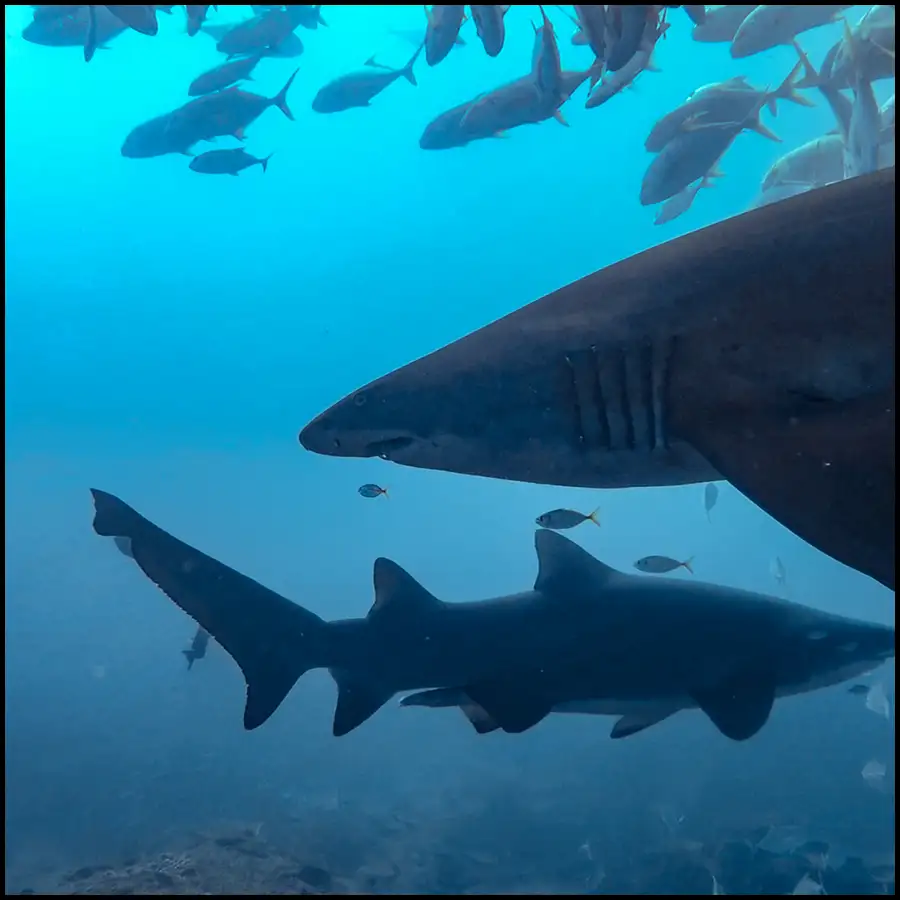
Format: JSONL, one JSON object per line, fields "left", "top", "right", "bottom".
{"left": 90, "top": 488, "right": 330, "bottom": 729}
{"left": 404, "top": 43, "right": 424, "bottom": 85}
{"left": 767, "top": 60, "right": 816, "bottom": 116}
{"left": 272, "top": 68, "right": 299, "bottom": 120}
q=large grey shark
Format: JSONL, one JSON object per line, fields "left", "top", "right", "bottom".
{"left": 89, "top": 489, "right": 893, "bottom": 742}
{"left": 298, "top": 169, "right": 895, "bottom": 591}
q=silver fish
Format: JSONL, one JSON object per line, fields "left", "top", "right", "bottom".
{"left": 535, "top": 507, "right": 600, "bottom": 530}
{"left": 633, "top": 555, "right": 694, "bottom": 575}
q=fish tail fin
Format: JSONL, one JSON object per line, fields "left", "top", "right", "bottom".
{"left": 315, "top": 5, "right": 327, "bottom": 27}
{"left": 682, "top": 556, "right": 695, "bottom": 575}
{"left": 587, "top": 59, "right": 604, "bottom": 89}
{"left": 769, "top": 60, "right": 815, "bottom": 116}
{"left": 644, "top": 50, "right": 661, "bottom": 74}
{"left": 404, "top": 42, "right": 424, "bottom": 85}
{"left": 381, "top": 487, "right": 390, "bottom": 499}
{"left": 273, "top": 68, "right": 299, "bottom": 120}
{"left": 89, "top": 488, "right": 335, "bottom": 730}
{"left": 792, "top": 39, "right": 823, "bottom": 90}
{"left": 588, "top": 506, "right": 601, "bottom": 527}
{"left": 750, "top": 116, "right": 781, "bottom": 143}
{"left": 183, "top": 649, "right": 195, "bottom": 670}
{"left": 260, "top": 153, "right": 273, "bottom": 173}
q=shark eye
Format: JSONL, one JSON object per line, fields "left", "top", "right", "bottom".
{"left": 353, "top": 392, "right": 368, "bottom": 407}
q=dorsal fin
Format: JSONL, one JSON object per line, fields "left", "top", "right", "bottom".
{"left": 369, "top": 557, "right": 443, "bottom": 619}
{"left": 533, "top": 529, "right": 621, "bottom": 595}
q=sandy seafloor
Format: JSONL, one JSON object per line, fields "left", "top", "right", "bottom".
{"left": 6, "top": 812, "right": 895, "bottom": 895}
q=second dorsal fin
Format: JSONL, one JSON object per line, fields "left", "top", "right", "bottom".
{"left": 369, "top": 557, "right": 444, "bottom": 620}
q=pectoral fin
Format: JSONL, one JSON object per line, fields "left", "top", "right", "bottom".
{"left": 687, "top": 394, "right": 894, "bottom": 591}
{"left": 465, "top": 682, "right": 552, "bottom": 733}
{"left": 691, "top": 667, "right": 776, "bottom": 741}
{"left": 610, "top": 706, "right": 678, "bottom": 739}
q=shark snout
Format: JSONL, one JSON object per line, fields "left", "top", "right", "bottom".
{"left": 298, "top": 415, "right": 347, "bottom": 456}
{"left": 298, "top": 412, "right": 416, "bottom": 461}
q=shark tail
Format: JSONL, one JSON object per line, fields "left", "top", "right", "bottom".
{"left": 90, "top": 488, "right": 333, "bottom": 730}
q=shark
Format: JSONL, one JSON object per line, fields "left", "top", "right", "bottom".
{"left": 298, "top": 169, "right": 895, "bottom": 591}
{"left": 89, "top": 489, "right": 894, "bottom": 742}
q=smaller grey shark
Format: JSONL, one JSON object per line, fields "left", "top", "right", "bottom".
{"left": 89, "top": 489, "right": 893, "bottom": 742}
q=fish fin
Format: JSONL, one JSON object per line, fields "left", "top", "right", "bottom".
{"left": 272, "top": 67, "right": 299, "bottom": 120}
{"left": 869, "top": 37, "right": 894, "bottom": 61}
{"left": 364, "top": 55, "right": 391, "bottom": 69}
{"left": 691, "top": 665, "right": 776, "bottom": 741}
{"left": 84, "top": 3, "right": 97, "bottom": 62}
{"left": 315, "top": 6, "right": 327, "bottom": 28}
{"left": 399, "top": 687, "right": 464, "bottom": 708}
{"left": 687, "top": 393, "right": 894, "bottom": 591}
{"left": 681, "top": 556, "right": 695, "bottom": 575}
{"left": 792, "top": 39, "right": 823, "bottom": 89}
{"left": 402, "top": 690, "right": 502, "bottom": 734}
{"left": 330, "top": 668, "right": 393, "bottom": 736}
{"left": 453, "top": 35, "right": 466, "bottom": 46}
{"left": 768, "top": 60, "right": 816, "bottom": 116}
{"left": 491, "top": 130, "right": 509, "bottom": 139}
{"left": 403, "top": 42, "right": 424, "bottom": 85}
{"left": 750, "top": 117, "right": 781, "bottom": 142}
{"left": 232, "top": 127, "right": 246, "bottom": 141}
{"left": 259, "top": 153, "right": 273, "bottom": 173}
{"left": 227, "top": 172, "right": 240, "bottom": 176}
{"left": 610, "top": 707, "right": 677, "bottom": 739}
{"left": 465, "top": 682, "right": 552, "bottom": 734}
{"left": 113, "top": 535, "right": 134, "bottom": 558}
{"left": 89, "top": 489, "right": 330, "bottom": 730}
{"left": 533, "top": 529, "right": 618, "bottom": 595}
{"left": 368, "top": 557, "right": 444, "bottom": 620}
{"left": 182, "top": 649, "right": 195, "bottom": 670}
{"left": 553, "top": 109, "right": 569, "bottom": 126}
{"left": 587, "top": 505, "right": 601, "bottom": 527}
{"left": 460, "top": 701, "right": 501, "bottom": 734}
{"left": 644, "top": 50, "right": 660, "bottom": 73}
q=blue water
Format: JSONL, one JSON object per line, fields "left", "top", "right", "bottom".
{"left": 4, "top": 5, "right": 894, "bottom": 893}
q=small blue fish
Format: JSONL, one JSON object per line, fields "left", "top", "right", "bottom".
{"left": 358, "top": 483, "right": 389, "bottom": 499}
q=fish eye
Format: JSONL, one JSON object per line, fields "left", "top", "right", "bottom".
{"left": 353, "top": 392, "right": 367, "bottom": 407}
